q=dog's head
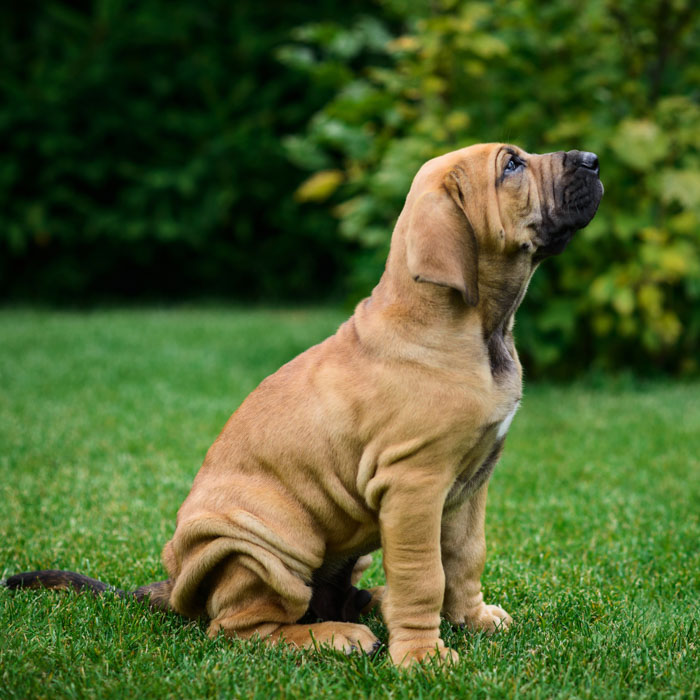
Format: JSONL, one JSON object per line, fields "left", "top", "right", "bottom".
{"left": 399, "top": 143, "right": 603, "bottom": 309}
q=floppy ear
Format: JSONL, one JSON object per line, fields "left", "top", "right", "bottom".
{"left": 405, "top": 186, "right": 479, "bottom": 306}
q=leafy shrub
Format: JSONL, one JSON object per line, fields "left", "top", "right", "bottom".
{"left": 282, "top": 0, "right": 700, "bottom": 376}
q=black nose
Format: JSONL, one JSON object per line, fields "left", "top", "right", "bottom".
{"left": 569, "top": 150, "right": 599, "bottom": 176}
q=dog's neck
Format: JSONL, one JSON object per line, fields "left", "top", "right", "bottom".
{"left": 482, "top": 269, "right": 537, "bottom": 377}
{"left": 477, "top": 267, "right": 533, "bottom": 375}
{"left": 355, "top": 247, "right": 532, "bottom": 378}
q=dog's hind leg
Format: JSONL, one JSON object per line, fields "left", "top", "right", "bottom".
{"left": 205, "top": 555, "right": 380, "bottom": 654}
{"left": 303, "top": 554, "right": 383, "bottom": 623}
{"left": 304, "top": 557, "right": 370, "bottom": 623}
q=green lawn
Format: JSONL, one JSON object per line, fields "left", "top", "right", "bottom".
{"left": 1, "top": 308, "right": 698, "bottom": 699}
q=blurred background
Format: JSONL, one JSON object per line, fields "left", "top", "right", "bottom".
{"left": 1, "top": 0, "right": 698, "bottom": 378}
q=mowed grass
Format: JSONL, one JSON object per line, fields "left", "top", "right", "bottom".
{"left": 0, "top": 307, "right": 698, "bottom": 699}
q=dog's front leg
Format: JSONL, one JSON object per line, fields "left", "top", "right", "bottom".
{"left": 378, "top": 470, "right": 459, "bottom": 667}
{"left": 441, "top": 485, "right": 512, "bottom": 634}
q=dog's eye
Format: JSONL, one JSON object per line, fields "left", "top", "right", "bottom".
{"left": 504, "top": 156, "right": 523, "bottom": 174}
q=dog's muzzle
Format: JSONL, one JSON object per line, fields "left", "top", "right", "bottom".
{"left": 534, "top": 150, "right": 604, "bottom": 261}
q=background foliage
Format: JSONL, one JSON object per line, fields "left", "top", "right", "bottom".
{"left": 1, "top": 0, "right": 698, "bottom": 376}
{"left": 0, "top": 0, "right": 373, "bottom": 302}
{"left": 283, "top": 0, "right": 700, "bottom": 376}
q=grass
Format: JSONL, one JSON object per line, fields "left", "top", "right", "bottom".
{"left": 0, "top": 307, "right": 698, "bottom": 699}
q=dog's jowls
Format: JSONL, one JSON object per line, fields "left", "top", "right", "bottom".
{"left": 4, "top": 144, "right": 602, "bottom": 667}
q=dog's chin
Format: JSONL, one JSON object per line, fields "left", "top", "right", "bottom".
{"left": 533, "top": 230, "right": 575, "bottom": 262}
{"left": 535, "top": 180, "right": 603, "bottom": 262}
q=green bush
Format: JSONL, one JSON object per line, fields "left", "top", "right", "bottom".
{"left": 281, "top": 0, "right": 700, "bottom": 376}
{"left": 0, "top": 1, "right": 373, "bottom": 302}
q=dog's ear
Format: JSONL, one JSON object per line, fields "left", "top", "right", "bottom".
{"left": 405, "top": 180, "right": 479, "bottom": 306}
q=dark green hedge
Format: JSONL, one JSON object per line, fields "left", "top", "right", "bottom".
{"left": 0, "top": 1, "right": 375, "bottom": 302}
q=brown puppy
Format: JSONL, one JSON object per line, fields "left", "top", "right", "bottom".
{"left": 160, "top": 143, "right": 602, "bottom": 665}
{"left": 4, "top": 144, "right": 603, "bottom": 667}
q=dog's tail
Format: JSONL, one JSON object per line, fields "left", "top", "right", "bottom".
{"left": 1, "top": 570, "right": 173, "bottom": 611}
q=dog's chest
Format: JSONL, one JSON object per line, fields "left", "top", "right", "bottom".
{"left": 445, "top": 399, "right": 520, "bottom": 509}
{"left": 496, "top": 402, "right": 519, "bottom": 440}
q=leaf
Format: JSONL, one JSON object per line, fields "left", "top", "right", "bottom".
{"left": 610, "top": 120, "right": 670, "bottom": 171}
{"left": 275, "top": 45, "right": 316, "bottom": 70}
{"left": 612, "top": 287, "right": 635, "bottom": 316}
{"left": 294, "top": 170, "right": 344, "bottom": 203}
{"left": 637, "top": 284, "right": 663, "bottom": 315}
{"left": 656, "top": 169, "right": 700, "bottom": 211}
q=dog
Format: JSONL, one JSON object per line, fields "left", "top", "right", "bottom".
{"left": 3, "top": 143, "right": 602, "bottom": 667}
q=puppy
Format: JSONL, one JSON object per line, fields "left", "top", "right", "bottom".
{"left": 3, "top": 144, "right": 603, "bottom": 666}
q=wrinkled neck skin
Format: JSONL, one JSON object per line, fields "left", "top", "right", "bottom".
{"left": 353, "top": 217, "right": 530, "bottom": 378}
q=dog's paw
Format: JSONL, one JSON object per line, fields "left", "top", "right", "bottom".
{"left": 460, "top": 603, "right": 512, "bottom": 635}
{"left": 389, "top": 639, "right": 459, "bottom": 668}
{"left": 280, "top": 621, "right": 381, "bottom": 655}
{"left": 360, "top": 585, "right": 385, "bottom": 614}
